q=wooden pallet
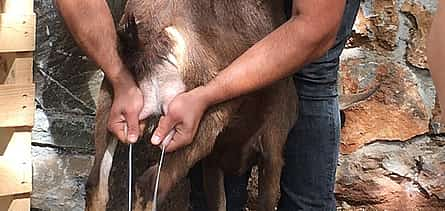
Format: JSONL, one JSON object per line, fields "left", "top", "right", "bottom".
{"left": 0, "top": 0, "right": 35, "bottom": 210}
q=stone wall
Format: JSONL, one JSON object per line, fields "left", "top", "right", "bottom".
{"left": 336, "top": 0, "right": 445, "bottom": 209}
{"left": 32, "top": 0, "right": 97, "bottom": 210}
{"left": 30, "top": 0, "right": 444, "bottom": 210}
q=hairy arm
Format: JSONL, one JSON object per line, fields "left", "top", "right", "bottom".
{"left": 55, "top": 0, "right": 124, "bottom": 81}
{"left": 200, "top": 0, "right": 345, "bottom": 105}
{"left": 55, "top": 0, "right": 143, "bottom": 143}
{"left": 152, "top": 0, "right": 346, "bottom": 151}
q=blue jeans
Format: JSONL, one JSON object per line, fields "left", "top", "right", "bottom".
{"left": 190, "top": 1, "right": 360, "bottom": 210}
{"left": 278, "top": 1, "right": 360, "bottom": 210}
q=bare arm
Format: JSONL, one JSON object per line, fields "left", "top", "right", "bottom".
{"left": 152, "top": 0, "right": 346, "bottom": 152}
{"left": 199, "top": 0, "right": 346, "bottom": 106}
{"left": 55, "top": 0, "right": 143, "bottom": 143}
{"left": 428, "top": 1, "right": 445, "bottom": 122}
{"left": 55, "top": 0, "right": 125, "bottom": 82}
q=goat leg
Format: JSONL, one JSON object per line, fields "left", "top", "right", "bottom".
{"left": 86, "top": 81, "right": 116, "bottom": 211}
{"left": 134, "top": 106, "right": 232, "bottom": 210}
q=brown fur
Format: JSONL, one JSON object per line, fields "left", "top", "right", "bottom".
{"left": 86, "top": 1, "right": 297, "bottom": 211}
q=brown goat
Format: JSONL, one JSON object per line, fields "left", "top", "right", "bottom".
{"left": 85, "top": 1, "right": 297, "bottom": 211}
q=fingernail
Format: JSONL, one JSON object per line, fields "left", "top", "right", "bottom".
{"left": 151, "top": 135, "right": 161, "bottom": 145}
{"left": 128, "top": 134, "right": 138, "bottom": 143}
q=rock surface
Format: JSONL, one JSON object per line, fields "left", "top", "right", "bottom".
{"left": 31, "top": 146, "right": 94, "bottom": 211}
{"left": 336, "top": 0, "right": 445, "bottom": 210}
{"left": 339, "top": 49, "right": 432, "bottom": 153}
{"left": 31, "top": 0, "right": 114, "bottom": 210}
{"left": 336, "top": 136, "right": 445, "bottom": 210}
{"left": 401, "top": 1, "right": 434, "bottom": 69}
{"left": 33, "top": 0, "right": 101, "bottom": 149}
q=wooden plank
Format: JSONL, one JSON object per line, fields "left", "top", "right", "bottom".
{"left": 0, "top": 84, "right": 35, "bottom": 127}
{"left": 0, "top": 130, "right": 31, "bottom": 159}
{"left": 11, "top": 53, "right": 33, "bottom": 84}
{"left": 0, "top": 52, "right": 33, "bottom": 84}
{"left": 0, "top": 159, "right": 32, "bottom": 197}
{"left": 0, "top": 13, "right": 35, "bottom": 53}
{"left": 1, "top": 0, "right": 34, "bottom": 14}
{"left": 0, "top": 127, "right": 14, "bottom": 155}
{"left": 8, "top": 198, "right": 30, "bottom": 211}
{"left": 0, "top": 196, "right": 30, "bottom": 211}
{"left": 0, "top": 131, "right": 31, "bottom": 197}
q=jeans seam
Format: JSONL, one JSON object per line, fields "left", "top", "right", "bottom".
{"left": 326, "top": 100, "right": 336, "bottom": 196}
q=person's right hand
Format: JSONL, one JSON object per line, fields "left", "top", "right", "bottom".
{"left": 107, "top": 72, "right": 144, "bottom": 144}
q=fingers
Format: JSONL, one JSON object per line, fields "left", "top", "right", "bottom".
{"left": 139, "top": 121, "right": 147, "bottom": 134}
{"left": 106, "top": 83, "right": 144, "bottom": 144}
{"left": 162, "top": 125, "right": 194, "bottom": 152}
{"left": 164, "top": 139, "right": 186, "bottom": 153}
{"left": 108, "top": 109, "right": 145, "bottom": 144}
{"left": 125, "top": 110, "right": 140, "bottom": 144}
{"left": 151, "top": 115, "right": 177, "bottom": 145}
{"left": 107, "top": 116, "right": 127, "bottom": 143}
{"left": 108, "top": 120, "right": 147, "bottom": 144}
{"left": 161, "top": 129, "right": 176, "bottom": 148}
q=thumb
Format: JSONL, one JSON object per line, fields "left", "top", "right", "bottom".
{"left": 151, "top": 115, "right": 177, "bottom": 145}
{"left": 125, "top": 111, "right": 140, "bottom": 144}
{"left": 107, "top": 112, "right": 127, "bottom": 143}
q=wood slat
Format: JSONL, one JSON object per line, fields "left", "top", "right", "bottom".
{"left": 0, "top": 84, "right": 35, "bottom": 127}
{"left": 0, "top": 196, "right": 30, "bottom": 211}
{"left": 0, "top": 13, "right": 35, "bottom": 53}
{"left": 0, "top": 0, "right": 34, "bottom": 14}
{"left": 0, "top": 131, "right": 31, "bottom": 197}
{"left": 0, "top": 128, "right": 14, "bottom": 156}
{"left": 0, "top": 159, "right": 32, "bottom": 197}
{"left": 0, "top": 2, "right": 34, "bottom": 209}
{"left": 0, "top": 52, "right": 33, "bottom": 84}
{"left": 0, "top": 129, "right": 31, "bottom": 158}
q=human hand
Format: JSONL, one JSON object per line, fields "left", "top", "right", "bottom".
{"left": 107, "top": 73, "right": 144, "bottom": 144}
{"left": 150, "top": 87, "right": 210, "bottom": 152}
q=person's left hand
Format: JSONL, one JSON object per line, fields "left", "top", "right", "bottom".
{"left": 150, "top": 87, "right": 210, "bottom": 152}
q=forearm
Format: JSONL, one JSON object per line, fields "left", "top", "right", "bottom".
{"left": 199, "top": 1, "right": 345, "bottom": 106}
{"left": 428, "top": 1, "right": 445, "bottom": 118}
{"left": 55, "top": 0, "right": 133, "bottom": 86}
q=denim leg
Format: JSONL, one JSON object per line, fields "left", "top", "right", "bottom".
{"left": 189, "top": 162, "right": 251, "bottom": 211}
{"left": 278, "top": 96, "right": 341, "bottom": 211}
{"left": 224, "top": 171, "right": 251, "bottom": 211}
{"left": 278, "top": 0, "right": 360, "bottom": 210}
{"left": 189, "top": 162, "right": 209, "bottom": 211}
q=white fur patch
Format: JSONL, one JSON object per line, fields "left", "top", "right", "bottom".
{"left": 165, "top": 26, "right": 187, "bottom": 68}
{"left": 97, "top": 138, "right": 118, "bottom": 206}
{"left": 138, "top": 26, "right": 187, "bottom": 120}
